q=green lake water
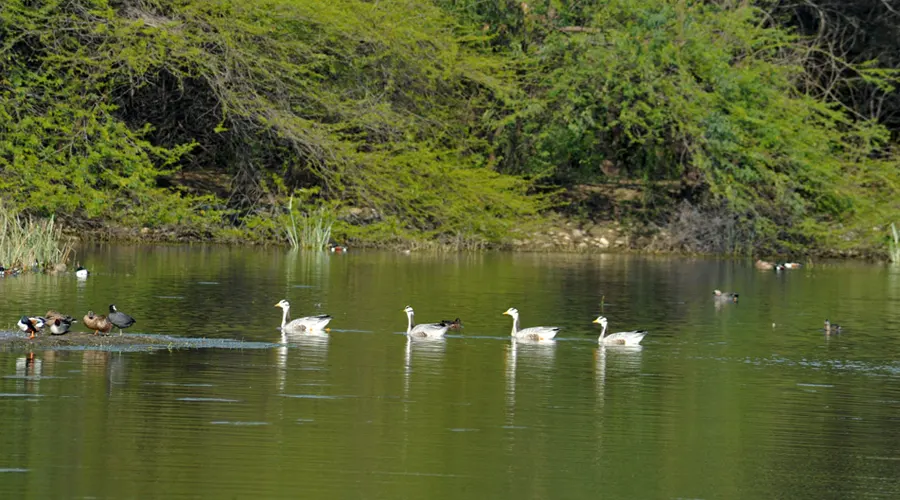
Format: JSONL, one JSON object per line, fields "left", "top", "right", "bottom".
{"left": 1, "top": 245, "right": 900, "bottom": 499}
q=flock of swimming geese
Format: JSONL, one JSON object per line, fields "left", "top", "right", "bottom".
{"left": 15, "top": 259, "right": 840, "bottom": 342}
{"left": 275, "top": 300, "right": 649, "bottom": 346}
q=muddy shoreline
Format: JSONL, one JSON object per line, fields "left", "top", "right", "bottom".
{"left": 0, "top": 331, "right": 278, "bottom": 352}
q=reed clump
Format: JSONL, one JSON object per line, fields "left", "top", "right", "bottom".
{"left": 0, "top": 203, "right": 73, "bottom": 270}
{"left": 284, "top": 195, "right": 336, "bottom": 250}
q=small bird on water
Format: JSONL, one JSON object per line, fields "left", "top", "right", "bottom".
{"left": 713, "top": 290, "right": 739, "bottom": 303}
{"left": 108, "top": 304, "right": 136, "bottom": 335}
{"left": 440, "top": 318, "right": 463, "bottom": 330}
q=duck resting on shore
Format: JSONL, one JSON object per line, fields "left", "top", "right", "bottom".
{"left": 17, "top": 316, "right": 45, "bottom": 339}
{"left": 45, "top": 310, "right": 76, "bottom": 335}
{"left": 83, "top": 311, "right": 113, "bottom": 336}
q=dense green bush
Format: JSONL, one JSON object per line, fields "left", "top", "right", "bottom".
{"left": 441, "top": 0, "right": 900, "bottom": 253}
{"left": 0, "top": 0, "right": 544, "bottom": 244}
{"left": 1, "top": 0, "right": 898, "bottom": 254}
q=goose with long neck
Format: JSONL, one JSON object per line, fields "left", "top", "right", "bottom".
{"left": 713, "top": 290, "right": 739, "bottom": 303}
{"left": 593, "top": 316, "right": 647, "bottom": 346}
{"left": 823, "top": 319, "right": 842, "bottom": 335}
{"left": 275, "top": 299, "right": 332, "bottom": 332}
{"left": 502, "top": 307, "right": 559, "bottom": 341}
{"left": 404, "top": 306, "right": 449, "bottom": 338}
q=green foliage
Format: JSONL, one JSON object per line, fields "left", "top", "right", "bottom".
{"left": 890, "top": 223, "right": 900, "bottom": 263}
{"left": 0, "top": 202, "right": 72, "bottom": 268}
{"left": 0, "top": 1, "right": 216, "bottom": 226}
{"left": 445, "top": 0, "right": 900, "bottom": 253}
{"left": 0, "top": 0, "right": 544, "bottom": 246}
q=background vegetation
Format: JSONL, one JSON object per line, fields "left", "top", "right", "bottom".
{"left": 1, "top": 0, "right": 899, "bottom": 255}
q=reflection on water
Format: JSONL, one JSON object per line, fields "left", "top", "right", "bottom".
{"left": 595, "top": 345, "right": 643, "bottom": 398}
{"left": 13, "top": 353, "right": 42, "bottom": 395}
{"left": 276, "top": 332, "right": 331, "bottom": 393}
{"left": 1, "top": 246, "right": 900, "bottom": 498}
{"left": 403, "top": 336, "right": 446, "bottom": 398}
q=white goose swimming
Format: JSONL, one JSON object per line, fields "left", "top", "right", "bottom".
{"left": 404, "top": 306, "right": 449, "bottom": 338}
{"left": 593, "top": 316, "right": 647, "bottom": 346}
{"left": 503, "top": 307, "right": 559, "bottom": 341}
{"left": 275, "top": 299, "right": 332, "bottom": 332}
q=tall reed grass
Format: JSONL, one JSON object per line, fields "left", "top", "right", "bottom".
{"left": 284, "top": 195, "right": 336, "bottom": 250}
{"left": 0, "top": 203, "right": 73, "bottom": 269}
{"left": 890, "top": 223, "right": 900, "bottom": 263}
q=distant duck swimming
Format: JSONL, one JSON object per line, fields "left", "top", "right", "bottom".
{"left": 823, "top": 319, "right": 842, "bottom": 335}
{"left": 755, "top": 259, "right": 775, "bottom": 270}
{"left": 275, "top": 299, "right": 332, "bottom": 332}
{"left": 83, "top": 311, "right": 113, "bottom": 336}
{"left": 502, "top": 307, "right": 559, "bottom": 341}
{"left": 17, "top": 316, "right": 45, "bottom": 339}
{"left": 713, "top": 290, "right": 739, "bottom": 303}
{"left": 404, "top": 306, "right": 449, "bottom": 338}
{"left": 593, "top": 316, "right": 647, "bottom": 346}
{"left": 75, "top": 266, "right": 89, "bottom": 278}
{"left": 107, "top": 304, "right": 136, "bottom": 335}
{"left": 440, "top": 318, "right": 463, "bottom": 330}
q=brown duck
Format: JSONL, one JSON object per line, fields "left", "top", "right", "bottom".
{"left": 83, "top": 310, "right": 112, "bottom": 336}
{"left": 440, "top": 318, "right": 463, "bottom": 330}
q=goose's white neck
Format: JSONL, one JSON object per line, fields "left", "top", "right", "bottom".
{"left": 600, "top": 323, "right": 608, "bottom": 340}
{"left": 280, "top": 306, "right": 291, "bottom": 329}
{"left": 509, "top": 313, "right": 520, "bottom": 336}
{"left": 406, "top": 310, "right": 415, "bottom": 334}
